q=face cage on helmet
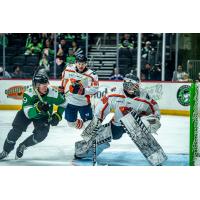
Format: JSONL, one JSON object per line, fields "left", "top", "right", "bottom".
{"left": 34, "top": 82, "right": 49, "bottom": 88}
{"left": 123, "top": 81, "right": 140, "bottom": 93}
{"left": 76, "top": 61, "right": 87, "bottom": 65}
{"left": 33, "top": 77, "right": 49, "bottom": 87}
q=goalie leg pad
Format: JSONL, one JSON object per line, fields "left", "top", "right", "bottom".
{"left": 81, "top": 113, "right": 113, "bottom": 142}
{"left": 96, "top": 125, "right": 112, "bottom": 143}
{"left": 75, "top": 125, "right": 112, "bottom": 158}
{"left": 120, "top": 111, "right": 167, "bottom": 166}
{"left": 75, "top": 140, "right": 110, "bottom": 159}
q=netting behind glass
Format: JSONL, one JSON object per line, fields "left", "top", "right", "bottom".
{"left": 190, "top": 83, "right": 200, "bottom": 165}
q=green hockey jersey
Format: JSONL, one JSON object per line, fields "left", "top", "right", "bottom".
{"left": 22, "top": 85, "right": 67, "bottom": 119}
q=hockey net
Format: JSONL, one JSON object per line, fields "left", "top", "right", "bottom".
{"left": 190, "top": 82, "right": 200, "bottom": 166}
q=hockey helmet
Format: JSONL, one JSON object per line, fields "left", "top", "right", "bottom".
{"left": 32, "top": 73, "right": 49, "bottom": 87}
{"left": 76, "top": 54, "right": 87, "bottom": 63}
{"left": 123, "top": 74, "right": 140, "bottom": 94}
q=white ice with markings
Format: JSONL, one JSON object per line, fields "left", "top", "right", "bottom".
{"left": 0, "top": 111, "right": 189, "bottom": 166}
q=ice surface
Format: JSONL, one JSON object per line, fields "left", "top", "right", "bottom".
{"left": 0, "top": 111, "right": 189, "bottom": 166}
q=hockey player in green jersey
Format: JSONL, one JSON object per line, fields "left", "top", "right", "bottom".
{"left": 0, "top": 73, "right": 67, "bottom": 160}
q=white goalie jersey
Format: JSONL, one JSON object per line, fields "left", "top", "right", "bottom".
{"left": 94, "top": 87, "right": 161, "bottom": 133}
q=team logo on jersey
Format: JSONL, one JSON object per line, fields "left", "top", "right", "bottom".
{"left": 177, "top": 85, "right": 190, "bottom": 106}
{"left": 5, "top": 85, "right": 25, "bottom": 100}
{"left": 23, "top": 97, "right": 28, "bottom": 103}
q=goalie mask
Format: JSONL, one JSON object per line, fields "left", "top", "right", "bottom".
{"left": 123, "top": 74, "right": 140, "bottom": 97}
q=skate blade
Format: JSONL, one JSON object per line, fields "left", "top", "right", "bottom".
{"left": 15, "top": 155, "right": 20, "bottom": 160}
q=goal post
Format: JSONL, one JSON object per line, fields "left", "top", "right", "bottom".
{"left": 189, "top": 82, "right": 200, "bottom": 166}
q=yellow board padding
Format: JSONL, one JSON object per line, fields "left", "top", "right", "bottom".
{"left": 0, "top": 105, "right": 22, "bottom": 110}
{"left": 0, "top": 105, "right": 59, "bottom": 111}
{"left": 160, "top": 109, "right": 189, "bottom": 116}
{"left": 0, "top": 105, "right": 190, "bottom": 116}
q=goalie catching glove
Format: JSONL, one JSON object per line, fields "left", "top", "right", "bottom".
{"left": 69, "top": 80, "right": 85, "bottom": 95}
{"left": 50, "top": 112, "right": 62, "bottom": 126}
{"left": 141, "top": 115, "right": 161, "bottom": 134}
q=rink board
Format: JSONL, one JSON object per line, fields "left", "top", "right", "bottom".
{"left": 0, "top": 80, "right": 191, "bottom": 116}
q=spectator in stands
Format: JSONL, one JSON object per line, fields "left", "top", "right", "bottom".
{"left": 0, "top": 66, "right": 11, "bottom": 78}
{"left": 11, "top": 65, "right": 27, "bottom": 78}
{"left": 65, "top": 33, "right": 75, "bottom": 42}
{"left": 71, "top": 40, "right": 83, "bottom": 56}
{"left": 172, "top": 64, "right": 186, "bottom": 81}
{"left": 80, "top": 33, "right": 87, "bottom": 40}
{"left": 25, "top": 34, "right": 43, "bottom": 55}
{"left": 172, "top": 71, "right": 191, "bottom": 82}
{"left": 56, "top": 56, "right": 65, "bottom": 79}
{"left": 66, "top": 48, "right": 76, "bottom": 65}
{"left": 39, "top": 53, "right": 50, "bottom": 72}
{"left": 151, "top": 64, "right": 161, "bottom": 80}
{"left": 40, "top": 33, "right": 54, "bottom": 43}
{"left": 57, "top": 37, "right": 68, "bottom": 59}
{"left": 71, "top": 33, "right": 86, "bottom": 40}
{"left": 141, "top": 41, "right": 154, "bottom": 63}
{"left": 141, "top": 63, "right": 154, "bottom": 80}
{"left": 180, "top": 72, "right": 192, "bottom": 82}
{"left": 121, "top": 33, "right": 133, "bottom": 44}
{"left": 119, "top": 40, "right": 133, "bottom": 49}
{"left": 42, "top": 38, "right": 54, "bottom": 57}
{"left": 188, "top": 62, "right": 197, "bottom": 81}
{"left": 109, "top": 67, "right": 124, "bottom": 80}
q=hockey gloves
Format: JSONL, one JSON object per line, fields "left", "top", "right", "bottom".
{"left": 58, "top": 86, "right": 65, "bottom": 95}
{"left": 35, "top": 101, "right": 50, "bottom": 113}
{"left": 69, "top": 80, "right": 85, "bottom": 95}
{"left": 75, "top": 119, "right": 84, "bottom": 129}
{"left": 50, "top": 112, "right": 62, "bottom": 126}
{"left": 119, "top": 106, "right": 133, "bottom": 116}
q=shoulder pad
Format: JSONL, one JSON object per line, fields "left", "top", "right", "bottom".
{"left": 24, "top": 86, "right": 35, "bottom": 97}
{"left": 47, "top": 86, "right": 59, "bottom": 98}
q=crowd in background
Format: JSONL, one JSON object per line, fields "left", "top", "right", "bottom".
{"left": 0, "top": 33, "right": 86, "bottom": 79}
{"left": 0, "top": 33, "right": 197, "bottom": 82}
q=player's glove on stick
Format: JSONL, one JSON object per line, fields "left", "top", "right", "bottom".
{"left": 69, "top": 80, "right": 85, "bottom": 95}
{"left": 35, "top": 101, "right": 50, "bottom": 113}
{"left": 58, "top": 86, "right": 65, "bottom": 95}
{"left": 50, "top": 112, "right": 62, "bottom": 126}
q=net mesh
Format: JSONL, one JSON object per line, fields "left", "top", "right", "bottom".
{"left": 193, "top": 83, "right": 200, "bottom": 165}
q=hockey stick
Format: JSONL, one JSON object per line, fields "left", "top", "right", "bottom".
{"left": 92, "top": 113, "right": 114, "bottom": 166}
{"left": 92, "top": 138, "right": 97, "bottom": 166}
